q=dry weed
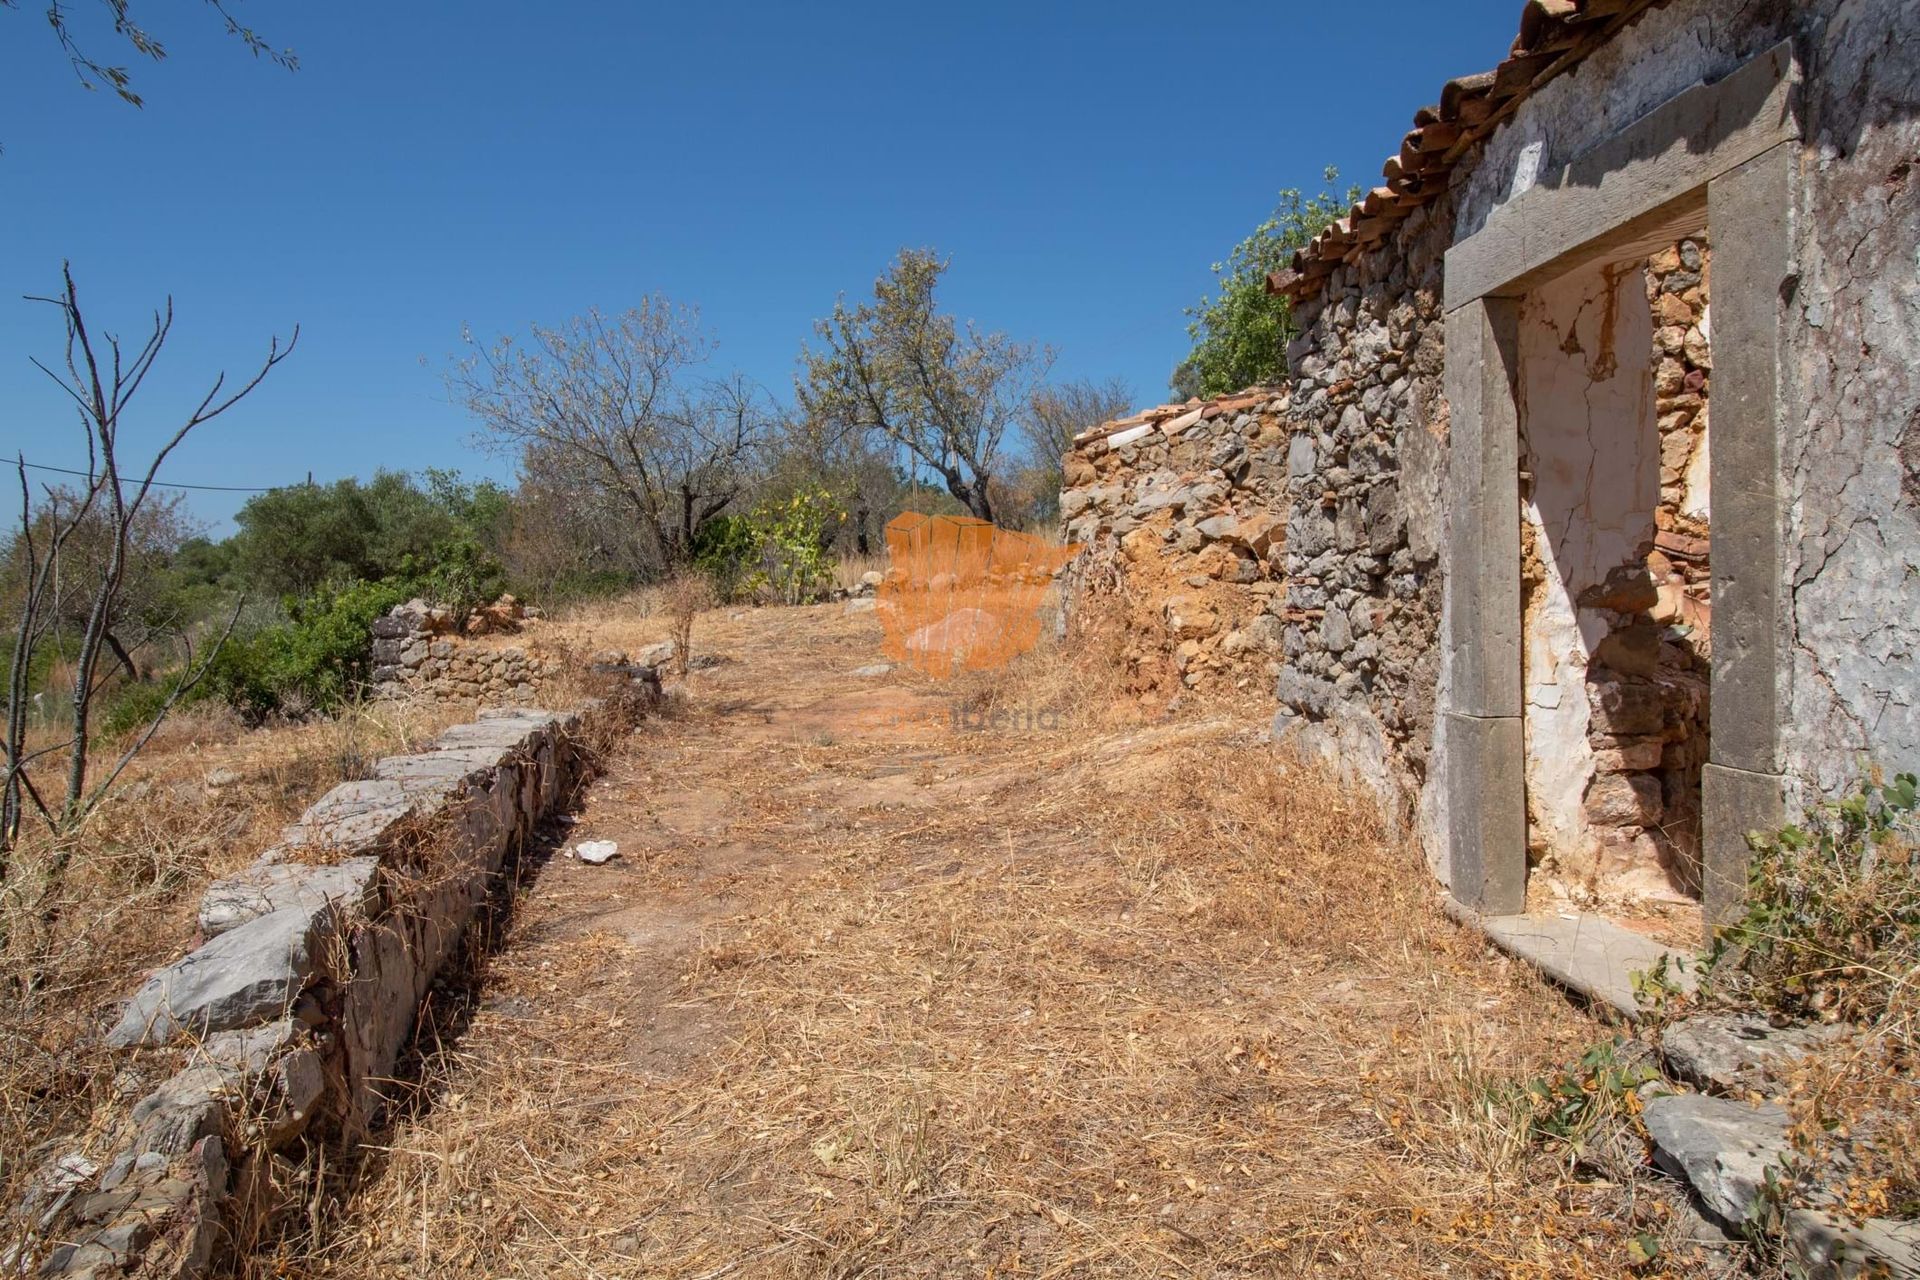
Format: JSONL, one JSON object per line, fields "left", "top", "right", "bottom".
{"left": 297, "top": 601, "right": 1716, "bottom": 1279}
{"left": 0, "top": 696, "right": 470, "bottom": 1261}
{"left": 661, "top": 572, "right": 717, "bottom": 676}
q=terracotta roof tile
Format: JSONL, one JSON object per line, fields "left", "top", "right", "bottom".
{"left": 1267, "top": 0, "right": 1659, "bottom": 303}
{"left": 1069, "top": 387, "right": 1286, "bottom": 447}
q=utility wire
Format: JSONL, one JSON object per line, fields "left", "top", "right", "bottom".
{"left": 12, "top": 459, "right": 287, "bottom": 493}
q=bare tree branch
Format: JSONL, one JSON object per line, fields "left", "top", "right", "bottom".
{"left": 1, "top": 262, "right": 293, "bottom": 868}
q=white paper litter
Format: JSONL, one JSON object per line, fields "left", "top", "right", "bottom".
{"left": 572, "top": 840, "right": 618, "bottom": 865}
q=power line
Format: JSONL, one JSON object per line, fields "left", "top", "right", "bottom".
{"left": 12, "top": 459, "right": 286, "bottom": 494}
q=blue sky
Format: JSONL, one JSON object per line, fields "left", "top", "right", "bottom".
{"left": 1, "top": 1, "right": 1521, "bottom": 532}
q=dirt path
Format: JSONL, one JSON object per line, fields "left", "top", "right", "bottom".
{"left": 305, "top": 604, "right": 1702, "bottom": 1279}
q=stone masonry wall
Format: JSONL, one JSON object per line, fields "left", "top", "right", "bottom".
{"left": 372, "top": 599, "right": 562, "bottom": 703}
{"left": 1272, "top": 193, "right": 1455, "bottom": 843}
{"left": 18, "top": 684, "right": 656, "bottom": 1279}
{"left": 1059, "top": 390, "right": 1288, "bottom": 698}
{"left": 1569, "top": 240, "right": 1713, "bottom": 895}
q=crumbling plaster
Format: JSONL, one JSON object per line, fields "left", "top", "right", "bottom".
{"left": 1780, "top": 1, "right": 1920, "bottom": 796}
{"left": 1453, "top": 0, "right": 1920, "bottom": 803}
{"left": 1518, "top": 259, "right": 1661, "bottom": 869}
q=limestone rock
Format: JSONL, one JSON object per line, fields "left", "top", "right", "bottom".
{"left": 1586, "top": 772, "right": 1664, "bottom": 826}
{"left": 108, "top": 905, "right": 330, "bottom": 1048}
{"left": 127, "top": 1067, "right": 229, "bottom": 1156}
{"left": 1787, "top": 1209, "right": 1920, "bottom": 1279}
{"left": 635, "top": 641, "right": 676, "bottom": 669}
{"left": 1643, "top": 1093, "right": 1791, "bottom": 1228}
{"left": 199, "top": 857, "right": 379, "bottom": 938}
{"left": 1661, "top": 1012, "right": 1848, "bottom": 1094}
{"left": 1589, "top": 675, "right": 1667, "bottom": 736}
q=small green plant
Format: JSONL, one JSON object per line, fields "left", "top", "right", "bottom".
{"left": 1704, "top": 771, "right": 1919, "bottom": 1027}
{"left": 1518, "top": 1038, "right": 1657, "bottom": 1174}
{"left": 693, "top": 487, "right": 843, "bottom": 605}
{"left": 1629, "top": 952, "right": 1692, "bottom": 1021}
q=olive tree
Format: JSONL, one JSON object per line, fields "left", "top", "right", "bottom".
{"left": 800, "top": 249, "right": 1052, "bottom": 524}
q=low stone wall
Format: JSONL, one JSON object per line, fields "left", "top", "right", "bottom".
{"left": 1059, "top": 389, "right": 1289, "bottom": 696}
{"left": 19, "top": 683, "right": 656, "bottom": 1278}
{"left": 371, "top": 600, "right": 562, "bottom": 703}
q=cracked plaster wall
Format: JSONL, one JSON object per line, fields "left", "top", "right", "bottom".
{"left": 1518, "top": 258, "right": 1661, "bottom": 872}
{"left": 1450, "top": 0, "right": 1920, "bottom": 806}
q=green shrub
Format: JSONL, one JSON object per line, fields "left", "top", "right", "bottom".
{"left": 400, "top": 534, "right": 507, "bottom": 625}
{"left": 210, "top": 578, "right": 412, "bottom": 723}
{"left": 1706, "top": 771, "right": 1919, "bottom": 1026}
{"left": 692, "top": 514, "right": 760, "bottom": 601}
{"left": 1175, "top": 167, "right": 1357, "bottom": 398}
{"left": 693, "top": 489, "right": 840, "bottom": 605}
{"left": 753, "top": 488, "right": 839, "bottom": 605}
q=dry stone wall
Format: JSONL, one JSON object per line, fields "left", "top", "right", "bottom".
{"left": 1059, "top": 390, "right": 1289, "bottom": 696}
{"left": 20, "top": 681, "right": 656, "bottom": 1279}
{"left": 1057, "top": 203, "right": 1455, "bottom": 820}
{"left": 371, "top": 599, "right": 562, "bottom": 703}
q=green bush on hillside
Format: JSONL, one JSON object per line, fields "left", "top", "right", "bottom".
{"left": 211, "top": 578, "right": 412, "bottom": 723}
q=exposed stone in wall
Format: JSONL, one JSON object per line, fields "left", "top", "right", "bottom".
{"left": 1059, "top": 390, "right": 1290, "bottom": 697}
{"left": 1639, "top": 239, "right": 1712, "bottom": 890}
{"left": 20, "top": 682, "right": 657, "bottom": 1279}
{"left": 1509, "top": 243, "right": 1714, "bottom": 902}
{"left": 372, "top": 599, "right": 563, "bottom": 703}
{"left": 1273, "top": 194, "right": 1454, "bottom": 841}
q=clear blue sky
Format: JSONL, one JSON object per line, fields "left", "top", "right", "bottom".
{"left": 2, "top": 1, "right": 1520, "bottom": 533}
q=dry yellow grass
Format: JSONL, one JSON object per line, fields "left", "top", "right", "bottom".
{"left": 271, "top": 601, "right": 1729, "bottom": 1280}
{"left": 0, "top": 695, "right": 473, "bottom": 1253}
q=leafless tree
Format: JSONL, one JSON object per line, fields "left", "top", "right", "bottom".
{"left": 799, "top": 249, "right": 1053, "bottom": 524}
{"left": 1025, "top": 376, "right": 1135, "bottom": 476}
{"left": 450, "top": 303, "right": 770, "bottom": 574}
{"left": 0, "top": 264, "right": 294, "bottom": 869}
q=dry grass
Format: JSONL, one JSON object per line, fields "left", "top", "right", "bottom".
{"left": 832, "top": 551, "right": 888, "bottom": 593}
{"left": 0, "top": 695, "right": 472, "bottom": 1253}
{"left": 289, "top": 603, "right": 1728, "bottom": 1280}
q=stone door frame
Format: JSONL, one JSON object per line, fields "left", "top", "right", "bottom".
{"left": 1438, "top": 40, "right": 1802, "bottom": 931}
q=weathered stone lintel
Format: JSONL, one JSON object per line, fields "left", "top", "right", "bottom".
{"left": 1445, "top": 39, "right": 1801, "bottom": 310}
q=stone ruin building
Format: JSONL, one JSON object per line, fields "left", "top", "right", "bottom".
{"left": 1064, "top": 0, "right": 1919, "bottom": 938}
